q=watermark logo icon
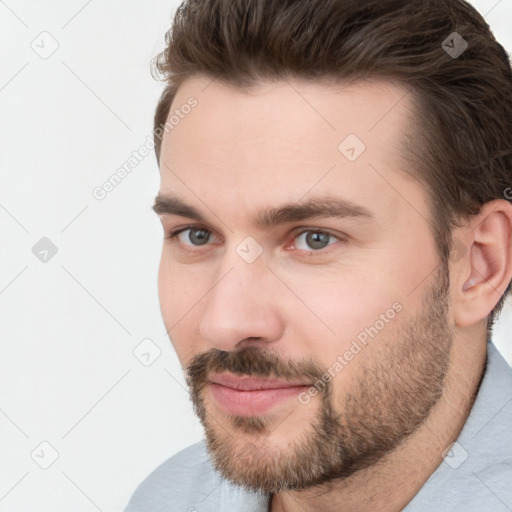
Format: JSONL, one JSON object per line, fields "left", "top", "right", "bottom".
{"left": 338, "top": 134, "right": 366, "bottom": 162}
{"left": 133, "top": 338, "right": 161, "bottom": 367}
{"left": 32, "top": 237, "right": 58, "bottom": 263}
{"left": 31, "top": 31, "right": 59, "bottom": 59}
{"left": 450, "top": 237, "right": 467, "bottom": 263}
{"left": 442, "top": 32, "right": 468, "bottom": 59}
{"left": 236, "top": 236, "right": 263, "bottom": 264}
{"left": 442, "top": 442, "right": 468, "bottom": 469}
{"left": 31, "top": 441, "right": 59, "bottom": 469}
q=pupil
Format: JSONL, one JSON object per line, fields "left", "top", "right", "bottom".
{"left": 306, "top": 232, "right": 330, "bottom": 250}
{"left": 189, "top": 229, "right": 210, "bottom": 245}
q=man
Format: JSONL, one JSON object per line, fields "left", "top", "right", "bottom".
{"left": 125, "top": 0, "right": 512, "bottom": 510}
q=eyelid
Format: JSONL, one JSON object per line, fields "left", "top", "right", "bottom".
{"left": 165, "top": 224, "right": 346, "bottom": 255}
{"left": 289, "top": 226, "right": 343, "bottom": 239}
{"left": 286, "top": 227, "right": 345, "bottom": 252}
{"left": 167, "top": 225, "right": 221, "bottom": 244}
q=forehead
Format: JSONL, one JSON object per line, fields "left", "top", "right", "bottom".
{"left": 158, "top": 75, "right": 426, "bottom": 227}
{"left": 165, "top": 74, "right": 414, "bottom": 141}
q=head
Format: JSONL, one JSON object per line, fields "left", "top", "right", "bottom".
{"left": 152, "top": 0, "right": 512, "bottom": 494}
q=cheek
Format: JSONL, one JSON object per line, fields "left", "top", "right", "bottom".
{"left": 158, "top": 254, "right": 203, "bottom": 319}
{"left": 157, "top": 255, "right": 212, "bottom": 357}
{"left": 293, "top": 295, "right": 406, "bottom": 400}
{"left": 287, "top": 269, "right": 400, "bottom": 345}
{"left": 280, "top": 270, "right": 410, "bottom": 390}
{"left": 157, "top": 255, "right": 175, "bottom": 319}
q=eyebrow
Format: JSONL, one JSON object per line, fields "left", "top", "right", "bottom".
{"left": 153, "top": 194, "right": 375, "bottom": 229}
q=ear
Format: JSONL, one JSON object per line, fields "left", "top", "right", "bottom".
{"left": 452, "top": 199, "right": 512, "bottom": 328}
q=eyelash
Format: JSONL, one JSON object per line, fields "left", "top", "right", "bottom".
{"left": 165, "top": 225, "right": 345, "bottom": 256}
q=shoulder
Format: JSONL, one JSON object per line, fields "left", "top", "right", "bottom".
{"left": 404, "top": 342, "right": 512, "bottom": 511}
{"left": 124, "top": 441, "right": 269, "bottom": 511}
{"left": 124, "top": 440, "right": 220, "bottom": 511}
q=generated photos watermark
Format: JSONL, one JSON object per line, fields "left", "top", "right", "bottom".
{"left": 298, "top": 301, "right": 403, "bottom": 404}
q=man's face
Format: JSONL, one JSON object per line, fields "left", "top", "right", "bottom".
{"left": 156, "top": 76, "right": 454, "bottom": 492}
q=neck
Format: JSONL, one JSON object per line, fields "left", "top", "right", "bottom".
{"left": 270, "top": 335, "right": 487, "bottom": 512}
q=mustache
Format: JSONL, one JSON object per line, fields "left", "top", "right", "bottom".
{"left": 185, "top": 346, "right": 324, "bottom": 388}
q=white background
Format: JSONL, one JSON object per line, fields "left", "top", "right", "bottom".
{"left": 0, "top": 1, "right": 511, "bottom": 510}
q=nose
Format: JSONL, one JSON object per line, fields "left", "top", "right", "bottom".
{"left": 198, "top": 259, "right": 285, "bottom": 352}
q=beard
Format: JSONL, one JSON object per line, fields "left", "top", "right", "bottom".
{"left": 184, "top": 263, "right": 453, "bottom": 494}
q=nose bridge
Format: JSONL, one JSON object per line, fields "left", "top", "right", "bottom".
{"left": 198, "top": 249, "right": 283, "bottom": 350}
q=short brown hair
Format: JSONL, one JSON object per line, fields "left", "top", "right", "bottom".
{"left": 152, "top": 0, "right": 512, "bottom": 334}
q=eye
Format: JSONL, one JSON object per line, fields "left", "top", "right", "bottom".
{"left": 169, "top": 227, "right": 218, "bottom": 246}
{"left": 293, "top": 230, "right": 341, "bottom": 251}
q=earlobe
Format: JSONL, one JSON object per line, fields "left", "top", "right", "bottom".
{"left": 454, "top": 200, "right": 512, "bottom": 328}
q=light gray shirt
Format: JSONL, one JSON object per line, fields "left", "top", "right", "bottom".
{"left": 124, "top": 342, "right": 512, "bottom": 511}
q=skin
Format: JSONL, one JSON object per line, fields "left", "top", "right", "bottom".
{"left": 155, "top": 75, "right": 512, "bottom": 511}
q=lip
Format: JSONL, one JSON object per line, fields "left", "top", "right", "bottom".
{"left": 208, "top": 373, "right": 311, "bottom": 390}
{"left": 207, "top": 373, "right": 312, "bottom": 416}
